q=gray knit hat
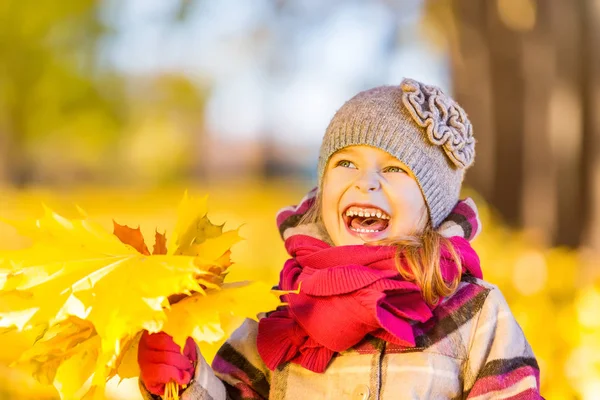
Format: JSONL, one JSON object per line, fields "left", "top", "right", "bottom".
{"left": 317, "top": 78, "right": 475, "bottom": 228}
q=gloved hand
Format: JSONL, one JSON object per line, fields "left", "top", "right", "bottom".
{"left": 137, "top": 331, "right": 198, "bottom": 396}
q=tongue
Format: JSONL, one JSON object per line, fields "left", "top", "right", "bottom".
{"left": 350, "top": 217, "right": 388, "bottom": 231}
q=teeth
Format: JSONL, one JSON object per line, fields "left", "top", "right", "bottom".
{"left": 344, "top": 207, "right": 391, "bottom": 220}
{"left": 350, "top": 227, "right": 380, "bottom": 233}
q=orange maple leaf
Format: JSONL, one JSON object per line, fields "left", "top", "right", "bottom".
{"left": 153, "top": 230, "right": 168, "bottom": 255}
{"left": 112, "top": 221, "right": 150, "bottom": 255}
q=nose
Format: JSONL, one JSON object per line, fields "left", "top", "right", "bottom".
{"left": 355, "top": 171, "right": 381, "bottom": 193}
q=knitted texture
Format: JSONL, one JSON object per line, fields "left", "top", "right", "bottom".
{"left": 256, "top": 234, "right": 482, "bottom": 373}
{"left": 317, "top": 78, "right": 475, "bottom": 228}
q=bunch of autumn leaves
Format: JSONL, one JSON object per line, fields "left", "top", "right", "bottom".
{"left": 0, "top": 193, "right": 279, "bottom": 399}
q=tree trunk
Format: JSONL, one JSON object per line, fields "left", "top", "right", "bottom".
{"left": 549, "top": 1, "right": 585, "bottom": 247}
{"left": 521, "top": 1, "right": 556, "bottom": 243}
{"left": 449, "top": 0, "right": 597, "bottom": 248}
{"left": 450, "top": 0, "right": 495, "bottom": 202}
{"left": 581, "top": 0, "right": 600, "bottom": 251}
{"left": 486, "top": 3, "right": 526, "bottom": 227}
{"left": 0, "top": 130, "right": 8, "bottom": 184}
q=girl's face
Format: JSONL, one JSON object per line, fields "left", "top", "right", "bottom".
{"left": 321, "top": 145, "right": 428, "bottom": 246}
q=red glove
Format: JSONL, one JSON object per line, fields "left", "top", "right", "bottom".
{"left": 137, "top": 331, "right": 198, "bottom": 396}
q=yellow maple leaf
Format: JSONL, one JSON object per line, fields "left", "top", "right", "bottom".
{"left": 163, "top": 281, "right": 280, "bottom": 348}
{"left": 0, "top": 208, "right": 205, "bottom": 342}
{"left": 11, "top": 317, "right": 99, "bottom": 396}
{"left": 169, "top": 191, "right": 237, "bottom": 258}
{"left": 115, "top": 331, "right": 143, "bottom": 379}
{"left": 0, "top": 192, "right": 275, "bottom": 399}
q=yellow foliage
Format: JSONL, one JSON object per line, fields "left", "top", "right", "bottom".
{"left": 164, "top": 281, "right": 280, "bottom": 347}
{"left": 0, "top": 191, "right": 279, "bottom": 399}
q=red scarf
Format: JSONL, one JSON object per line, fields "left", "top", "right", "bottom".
{"left": 257, "top": 234, "right": 482, "bottom": 373}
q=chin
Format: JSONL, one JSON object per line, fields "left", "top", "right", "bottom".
{"left": 334, "top": 226, "right": 392, "bottom": 246}
{"left": 335, "top": 236, "right": 365, "bottom": 246}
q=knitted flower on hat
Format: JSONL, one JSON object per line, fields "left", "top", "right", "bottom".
{"left": 401, "top": 78, "right": 475, "bottom": 169}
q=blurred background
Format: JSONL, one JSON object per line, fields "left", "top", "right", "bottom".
{"left": 1, "top": 0, "right": 600, "bottom": 398}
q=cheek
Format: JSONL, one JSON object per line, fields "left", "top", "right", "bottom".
{"left": 390, "top": 181, "right": 427, "bottom": 221}
{"left": 407, "top": 185, "right": 427, "bottom": 211}
{"left": 320, "top": 179, "right": 339, "bottom": 222}
{"left": 320, "top": 174, "right": 350, "bottom": 236}
{"left": 321, "top": 173, "right": 346, "bottom": 207}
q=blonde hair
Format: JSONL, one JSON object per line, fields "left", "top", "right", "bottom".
{"left": 297, "top": 192, "right": 463, "bottom": 306}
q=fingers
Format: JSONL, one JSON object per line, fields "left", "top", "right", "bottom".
{"left": 139, "top": 331, "right": 198, "bottom": 363}
{"left": 174, "top": 367, "right": 194, "bottom": 386}
{"left": 139, "top": 348, "right": 195, "bottom": 371}
{"left": 140, "top": 363, "right": 194, "bottom": 394}
{"left": 140, "top": 362, "right": 194, "bottom": 383}
{"left": 183, "top": 337, "right": 198, "bottom": 363}
{"left": 143, "top": 380, "right": 165, "bottom": 396}
{"left": 138, "top": 330, "right": 198, "bottom": 395}
{"left": 140, "top": 331, "right": 182, "bottom": 353}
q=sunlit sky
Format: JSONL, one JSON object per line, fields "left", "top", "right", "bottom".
{"left": 102, "top": 0, "right": 449, "bottom": 147}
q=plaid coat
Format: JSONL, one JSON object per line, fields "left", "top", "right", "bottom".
{"left": 139, "top": 198, "right": 542, "bottom": 399}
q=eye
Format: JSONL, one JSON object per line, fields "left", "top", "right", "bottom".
{"left": 336, "top": 160, "right": 356, "bottom": 169}
{"left": 384, "top": 166, "right": 406, "bottom": 173}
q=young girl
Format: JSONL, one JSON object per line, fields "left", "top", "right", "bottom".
{"left": 137, "top": 78, "right": 542, "bottom": 399}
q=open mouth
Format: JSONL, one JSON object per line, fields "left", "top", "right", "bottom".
{"left": 342, "top": 205, "right": 391, "bottom": 234}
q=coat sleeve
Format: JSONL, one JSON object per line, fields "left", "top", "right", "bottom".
{"left": 463, "top": 286, "right": 543, "bottom": 399}
{"left": 211, "top": 318, "right": 271, "bottom": 400}
{"left": 139, "top": 318, "right": 271, "bottom": 400}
